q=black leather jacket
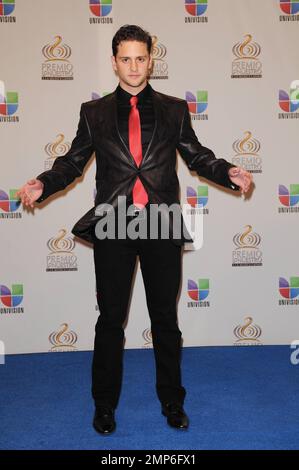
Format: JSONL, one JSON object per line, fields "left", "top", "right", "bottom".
{"left": 36, "top": 84, "right": 239, "bottom": 244}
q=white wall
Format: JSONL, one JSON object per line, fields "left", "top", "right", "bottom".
{"left": 1, "top": 0, "right": 299, "bottom": 353}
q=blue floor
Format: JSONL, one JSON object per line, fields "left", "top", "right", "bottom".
{"left": 0, "top": 346, "right": 299, "bottom": 450}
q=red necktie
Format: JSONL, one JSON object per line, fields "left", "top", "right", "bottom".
{"left": 129, "top": 96, "right": 149, "bottom": 209}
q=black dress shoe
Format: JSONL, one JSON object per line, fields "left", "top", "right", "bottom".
{"left": 93, "top": 405, "right": 116, "bottom": 434}
{"left": 162, "top": 403, "right": 189, "bottom": 429}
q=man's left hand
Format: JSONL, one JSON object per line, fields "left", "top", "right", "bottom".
{"left": 228, "top": 166, "right": 253, "bottom": 194}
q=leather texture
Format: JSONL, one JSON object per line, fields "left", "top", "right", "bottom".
{"left": 162, "top": 402, "right": 189, "bottom": 429}
{"left": 36, "top": 85, "right": 239, "bottom": 244}
{"left": 93, "top": 405, "right": 116, "bottom": 434}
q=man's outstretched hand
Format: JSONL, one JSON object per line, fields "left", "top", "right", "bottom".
{"left": 228, "top": 167, "right": 253, "bottom": 195}
{"left": 16, "top": 179, "right": 44, "bottom": 208}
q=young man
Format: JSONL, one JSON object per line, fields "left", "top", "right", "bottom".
{"left": 17, "top": 25, "right": 252, "bottom": 434}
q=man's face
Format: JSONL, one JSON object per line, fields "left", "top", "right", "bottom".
{"left": 111, "top": 40, "right": 152, "bottom": 92}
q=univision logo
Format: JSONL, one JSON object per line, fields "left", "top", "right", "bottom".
{"left": 278, "top": 81, "right": 299, "bottom": 119}
{"left": 279, "top": 0, "right": 299, "bottom": 21}
{"left": 42, "top": 36, "right": 73, "bottom": 80}
{"left": 0, "top": 0, "right": 16, "bottom": 22}
{"left": 187, "top": 278, "right": 210, "bottom": 307}
{"left": 278, "top": 184, "right": 299, "bottom": 213}
{"left": 231, "top": 34, "right": 262, "bottom": 79}
{"left": 186, "top": 90, "right": 208, "bottom": 120}
{"left": 279, "top": 277, "right": 299, "bottom": 305}
{"left": 186, "top": 186, "right": 209, "bottom": 215}
{"left": 0, "top": 189, "right": 21, "bottom": 218}
{"left": 89, "top": 0, "right": 113, "bottom": 23}
{"left": 0, "top": 284, "right": 24, "bottom": 314}
{"left": 91, "top": 91, "right": 111, "bottom": 100}
{"left": 0, "top": 80, "right": 19, "bottom": 122}
{"left": 185, "top": 0, "right": 208, "bottom": 23}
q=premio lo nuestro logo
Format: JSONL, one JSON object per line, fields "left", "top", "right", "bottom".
{"left": 232, "top": 131, "right": 262, "bottom": 173}
{"left": 150, "top": 36, "right": 168, "bottom": 80}
{"left": 232, "top": 225, "right": 262, "bottom": 267}
{"left": 142, "top": 328, "right": 153, "bottom": 348}
{"left": 185, "top": 0, "right": 208, "bottom": 23}
{"left": 278, "top": 184, "right": 299, "bottom": 213}
{"left": 186, "top": 186, "right": 209, "bottom": 215}
{"left": 89, "top": 0, "right": 113, "bottom": 23}
{"left": 279, "top": 0, "right": 299, "bottom": 21}
{"left": 0, "top": 284, "right": 24, "bottom": 314}
{"left": 278, "top": 80, "right": 299, "bottom": 119}
{"left": 231, "top": 34, "right": 262, "bottom": 79}
{"left": 49, "top": 323, "right": 78, "bottom": 352}
{"left": 0, "top": 189, "right": 21, "bottom": 218}
{"left": 233, "top": 317, "right": 262, "bottom": 346}
{"left": 186, "top": 90, "right": 208, "bottom": 120}
{"left": 0, "top": 80, "right": 19, "bottom": 122}
{"left": 187, "top": 278, "right": 210, "bottom": 308}
{"left": 46, "top": 229, "right": 78, "bottom": 272}
{"left": 42, "top": 36, "right": 73, "bottom": 80}
{"left": 0, "top": 0, "right": 16, "bottom": 22}
{"left": 279, "top": 277, "right": 299, "bottom": 305}
{"left": 44, "top": 134, "right": 71, "bottom": 170}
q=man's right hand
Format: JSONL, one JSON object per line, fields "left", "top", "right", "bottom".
{"left": 16, "top": 179, "right": 44, "bottom": 208}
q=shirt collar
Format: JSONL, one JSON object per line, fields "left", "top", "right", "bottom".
{"left": 116, "top": 82, "right": 152, "bottom": 105}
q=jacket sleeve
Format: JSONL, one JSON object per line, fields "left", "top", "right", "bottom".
{"left": 176, "top": 101, "right": 239, "bottom": 191}
{"left": 35, "top": 104, "right": 94, "bottom": 203}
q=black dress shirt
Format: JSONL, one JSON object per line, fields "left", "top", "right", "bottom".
{"left": 116, "top": 82, "right": 155, "bottom": 156}
{"left": 116, "top": 82, "right": 155, "bottom": 209}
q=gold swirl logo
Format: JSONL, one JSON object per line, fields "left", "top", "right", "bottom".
{"left": 234, "top": 317, "right": 262, "bottom": 344}
{"left": 151, "top": 36, "right": 167, "bottom": 60}
{"left": 42, "top": 35, "right": 72, "bottom": 62}
{"left": 142, "top": 328, "right": 152, "bottom": 346}
{"left": 233, "top": 225, "right": 261, "bottom": 249}
{"left": 47, "top": 229, "right": 75, "bottom": 254}
{"left": 233, "top": 131, "right": 260, "bottom": 156}
{"left": 232, "top": 34, "right": 261, "bottom": 60}
{"left": 45, "top": 134, "right": 71, "bottom": 159}
{"left": 49, "top": 323, "right": 77, "bottom": 351}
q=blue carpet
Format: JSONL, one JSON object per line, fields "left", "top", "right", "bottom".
{"left": 0, "top": 346, "right": 299, "bottom": 450}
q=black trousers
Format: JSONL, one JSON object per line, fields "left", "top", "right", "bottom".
{"left": 92, "top": 223, "right": 186, "bottom": 409}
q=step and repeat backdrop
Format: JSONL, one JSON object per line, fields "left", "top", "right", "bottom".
{"left": 1, "top": 0, "right": 299, "bottom": 354}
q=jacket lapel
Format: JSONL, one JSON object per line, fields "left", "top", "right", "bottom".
{"left": 101, "top": 92, "right": 137, "bottom": 169}
{"left": 140, "top": 89, "right": 164, "bottom": 168}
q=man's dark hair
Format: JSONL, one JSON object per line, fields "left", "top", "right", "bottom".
{"left": 112, "top": 25, "right": 152, "bottom": 57}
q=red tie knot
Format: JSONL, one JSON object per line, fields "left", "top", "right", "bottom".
{"left": 130, "top": 96, "right": 138, "bottom": 107}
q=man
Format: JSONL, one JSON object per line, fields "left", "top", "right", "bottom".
{"left": 17, "top": 25, "right": 252, "bottom": 434}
